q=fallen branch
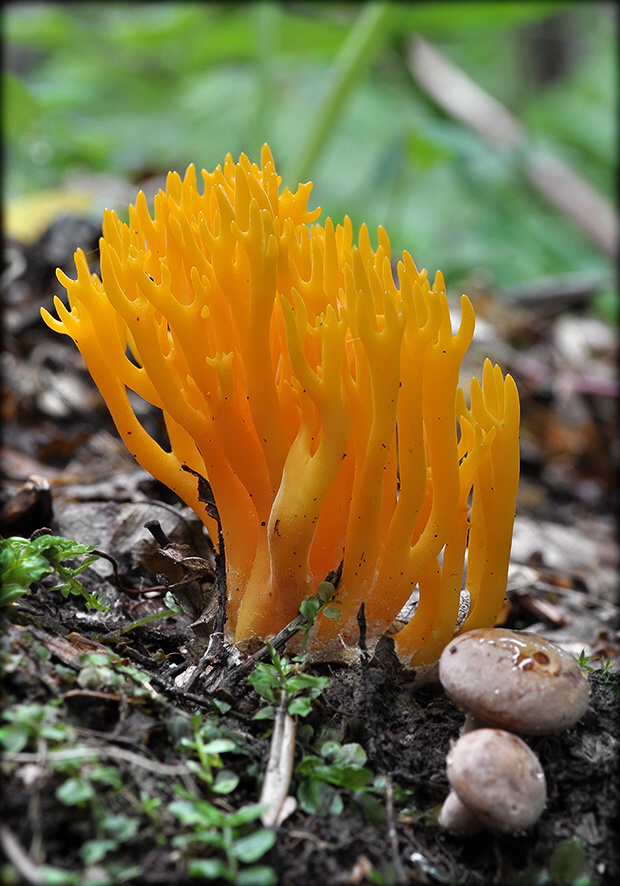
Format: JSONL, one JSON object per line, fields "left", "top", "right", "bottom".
{"left": 408, "top": 35, "right": 618, "bottom": 258}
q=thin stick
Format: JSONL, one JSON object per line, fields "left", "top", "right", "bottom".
{"left": 259, "top": 691, "right": 297, "bottom": 828}
{"left": 408, "top": 35, "right": 618, "bottom": 258}
{"left": 285, "top": 2, "right": 392, "bottom": 184}
{"left": 385, "top": 776, "right": 407, "bottom": 885}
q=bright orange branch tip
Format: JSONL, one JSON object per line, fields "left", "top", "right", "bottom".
{"left": 41, "top": 145, "right": 520, "bottom": 665}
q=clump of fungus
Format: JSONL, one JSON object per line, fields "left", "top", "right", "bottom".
{"left": 41, "top": 145, "right": 520, "bottom": 664}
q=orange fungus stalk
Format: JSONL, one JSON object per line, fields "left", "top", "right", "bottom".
{"left": 41, "top": 145, "right": 520, "bottom": 665}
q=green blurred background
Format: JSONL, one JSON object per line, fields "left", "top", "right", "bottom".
{"left": 3, "top": 1, "right": 616, "bottom": 296}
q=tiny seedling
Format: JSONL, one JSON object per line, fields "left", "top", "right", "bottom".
{"left": 178, "top": 713, "right": 243, "bottom": 794}
{"left": 294, "top": 737, "right": 399, "bottom": 824}
{"left": 248, "top": 643, "right": 329, "bottom": 720}
{"left": 101, "top": 590, "right": 184, "bottom": 639}
{"left": 76, "top": 651, "right": 161, "bottom": 702}
{"left": 0, "top": 534, "right": 106, "bottom": 610}
{"left": 296, "top": 580, "right": 341, "bottom": 654}
{"left": 578, "top": 649, "right": 619, "bottom": 694}
{"left": 249, "top": 584, "right": 337, "bottom": 719}
{"left": 248, "top": 642, "right": 329, "bottom": 827}
{"left": 246, "top": 590, "right": 403, "bottom": 829}
{"left": 578, "top": 649, "right": 617, "bottom": 681}
{"left": 0, "top": 702, "right": 141, "bottom": 871}
{"left": 0, "top": 700, "right": 76, "bottom": 754}
{"left": 54, "top": 757, "right": 139, "bottom": 866}
{"left": 170, "top": 788, "right": 277, "bottom": 885}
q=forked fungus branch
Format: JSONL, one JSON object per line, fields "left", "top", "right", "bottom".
{"left": 42, "top": 145, "right": 520, "bottom": 665}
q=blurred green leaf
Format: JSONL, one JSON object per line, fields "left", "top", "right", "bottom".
{"left": 3, "top": 72, "right": 41, "bottom": 143}
{"left": 407, "top": 127, "right": 454, "bottom": 171}
{"left": 549, "top": 837, "right": 587, "bottom": 882}
{"left": 56, "top": 777, "right": 94, "bottom": 807}
{"left": 188, "top": 857, "right": 230, "bottom": 879}
{"left": 392, "top": 2, "right": 570, "bottom": 37}
{"left": 3, "top": 2, "right": 614, "bottom": 293}
{"left": 230, "top": 829, "right": 277, "bottom": 863}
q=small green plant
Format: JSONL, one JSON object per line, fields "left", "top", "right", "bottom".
{"left": 75, "top": 651, "right": 166, "bottom": 702}
{"left": 548, "top": 837, "right": 588, "bottom": 884}
{"left": 248, "top": 647, "right": 403, "bottom": 823}
{"left": 54, "top": 757, "right": 140, "bottom": 866}
{"left": 170, "top": 788, "right": 277, "bottom": 885}
{"left": 248, "top": 583, "right": 339, "bottom": 720}
{"left": 247, "top": 591, "right": 408, "bottom": 827}
{"left": 248, "top": 643, "right": 330, "bottom": 720}
{"left": 296, "top": 580, "right": 341, "bottom": 653}
{"left": 0, "top": 534, "right": 106, "bottom": 610}
{"left": 0, "top": 702, "right": 142, "bottom": 875}
{"left": 295, "top": 738, "right": 375, "bottom": 817}
{"left": 0, "top": 700, "right": 76, "bottom": 753}
{"left": 178, "top": 713, "right": 248, "bottom": 795}
{"left": 578, "top": 649, "right": 618, "bottom": 690}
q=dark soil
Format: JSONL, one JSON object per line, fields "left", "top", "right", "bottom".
{"left": 1, "top": 559, "right": 619, "bottom": 886}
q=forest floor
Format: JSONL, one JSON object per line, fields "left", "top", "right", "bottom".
{"left": 1, "top": 216, "right": 619, "bottom": 885}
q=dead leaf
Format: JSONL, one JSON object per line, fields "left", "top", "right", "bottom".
{"left": 153, "top": 543, "right": 218, "bottom": 638}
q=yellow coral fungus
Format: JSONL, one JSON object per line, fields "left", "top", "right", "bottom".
{"left": 41, "top": 145, "right": 520, "bottom": 664}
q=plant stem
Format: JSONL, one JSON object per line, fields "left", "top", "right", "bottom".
{"left": 285, "top": 1, "right": 393, "bottom": 185}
